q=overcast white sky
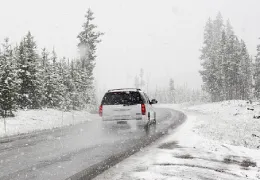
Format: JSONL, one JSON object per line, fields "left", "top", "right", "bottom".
{"left": 1, "top": 0, "right": 260, "bottom": 97}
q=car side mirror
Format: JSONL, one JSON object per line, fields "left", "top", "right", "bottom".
{"left": 150, "top": 99, "right": 158, "bottom": 104}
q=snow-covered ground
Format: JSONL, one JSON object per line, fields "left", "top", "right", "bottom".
{"left": 0, "top": 109, "right": 93, "bottom": 137}
{"left": 94, "top": 101, "right": 260, "bottom": 180}
{"left": 188, "top": 100, "right": 260, "bottom": 149}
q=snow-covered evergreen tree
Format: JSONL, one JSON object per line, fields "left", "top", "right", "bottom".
{"left": 212, "top": 12, "right": 224, "bottom": 101}
{"left": 0, "top": 10, "right": 104, "bottom": 113}
{"left": 57, "top": 57, "right": 71, "bottom": 110}
{"left": 139, "top": 68, "right": 145, "bottom": 90}
{"left": 17, "top": 32, "right": 43, "bottom": 109}
{"left": 200, "top": 13, "right": 252, "bottom": 102}
{"left": 153, "top": 83, "right": 209, "bottom": 104}
{"left": 134, "top": 76, "right": 140, "bottom": 88}
{"left": 77, "top": 9, "right": 103, "bottom": 107}
{"left": 219, "top": 30, "right": 228, "bottom": 100}
{"left": 40, "top": 48, "right": 50, "bottom": 107}
{"left": 239, "top": 40, "right": 252, "bottom": 100}
{"left": 200, "top": 18, "right": 219, "bottom": 101}
{"left": 225, "top": 21, "right": 238, "bottom": 99}
{"left": 200, "top": 14, "right": 225, "bottom": 102}
{"left": 232, "top": 37, "right": 242, "bottom": 99}
{"left": 254, "top": 42, "right": 260, "bottom": 99}
{"left": 38, "top": 48, "right": 64, "bottom": 108}
{"left": 69, "top": 59, "right": 82, "bottom": 110}
{"left": 0, "top": 38, "right": 19, "bottom": 117}
{"left": 169, "top": 78, "right": 175, "bottom": 103}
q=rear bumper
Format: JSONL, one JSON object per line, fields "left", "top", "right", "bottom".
{"left": 102, "top": 118, "right": 148, "bottom": 127}
{"left": 102, "top": 115, "right": 148, "bottom": 122}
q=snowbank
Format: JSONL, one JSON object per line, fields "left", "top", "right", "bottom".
{"left": 188, "top": 100, "right": 260, "bottom": 149}
{"left": 0, "top": 109, "right": 93, "bottom": 137}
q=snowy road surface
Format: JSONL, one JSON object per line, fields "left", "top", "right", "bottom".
{"left": 0, "top": 107, "right": 185, "bottom": 180}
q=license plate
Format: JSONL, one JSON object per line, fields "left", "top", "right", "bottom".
{"left": 117, "top": 121, "right": 127, "bottom": 124}
{"left": 115, "top": 115, "right": 130, "bottom": 118}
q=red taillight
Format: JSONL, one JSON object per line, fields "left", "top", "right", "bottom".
{"left": 141, "top": 104, "right": 146, "bottom": 115}
{"left": 99, "top": 105, "right": 103, "bottom": 116}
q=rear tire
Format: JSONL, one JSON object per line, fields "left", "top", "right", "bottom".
{"left": 144, "top": 122, "right": 150, "bottom": 133}
{"left": 153, "top": 112, "right": 157, "bottom": 124}
{"left": 144, "top": 121, "right": 156, "bottom": 135}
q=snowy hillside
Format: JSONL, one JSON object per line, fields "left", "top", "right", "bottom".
{"left": 188, "top": 100, "right": 260, "bottom": 149}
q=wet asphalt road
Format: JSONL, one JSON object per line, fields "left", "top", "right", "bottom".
{"left": 0, "top": 107, "right": 185, "bottom": 180}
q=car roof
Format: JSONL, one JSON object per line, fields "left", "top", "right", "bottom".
{"left": 107, "top": 88, "right": 143, "bottom": 93}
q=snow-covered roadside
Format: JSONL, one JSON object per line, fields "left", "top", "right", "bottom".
{"left": 188, "top": 100, "right": 260, "bottom": 149}
{"left": 0, "top": 109, "right": 94, "bottom": 137}
{"left": 94, "top": 101, "right": 260, "bottom": 180}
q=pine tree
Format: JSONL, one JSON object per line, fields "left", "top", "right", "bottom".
{"left": 231, "top": 37, "right": 242, "bottom": 99}
{"left": 56, "top": 56, "right": 70, "bottom": 110}
{"left": 219, "top": 30, "right": 228, "bottom": 100}
{"left": 68, "top": 59, "right": 82, "bottom": 110}
{"left": 40, "top": 48, "right": 50, "bottom": 107}
{"left": 254, "top": 42, "right": 260, "bottom": 99}
{"left": 225, "top": 21, "right": 236, "bottom": 99}
{"left": 87, "top": 85, "right": 98, "bottom": 112}
{"left": 239, "top": 40, "right": 252, "bottom": 100}
{"left": 77, "top": 9, "right": 103, "bottom": 108}
{"left": 212, "top": 12, "right": 224, "bottom": 101}
{"left": 200, "top": 13, "right": 252, "bottom": 102}
{"left": 200, "top": 18, "right": 219, "bottom": 101}
{"left": 154, "top": 85, "right": 158, "bottom": 100}
{"left": 224, "top": 21, "right": 244, "bottom": 100}
{"left": 0, "top": 38, "right": 19, "bottom": 117}
{"left": 17, "top": 32, "right": 42, "bottom": 109}
{"left": 139, "top": 68, "right": 145, "bottom": 90}
{"left": 134, "top": 76, "right": 139, "bottom": 88}
{"left": 169, "top": 78, "right": 175, "bottom": 103}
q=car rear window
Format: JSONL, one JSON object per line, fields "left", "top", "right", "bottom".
{"left": 101, "top": 91, "right": 144, "bottom": 105}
